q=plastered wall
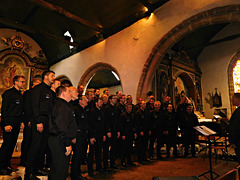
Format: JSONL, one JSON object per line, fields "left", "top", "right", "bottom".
{"left": 50, "top": 0, "right": 240, "bottom": 103}
{"left": 198, "top": 23, "right": 240, "bottom": 119}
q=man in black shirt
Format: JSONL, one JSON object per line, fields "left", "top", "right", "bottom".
{"left": 102, "top": 94, "right": 108, "bottom": 108}
{"left": 120, "top": 103, "right": 137, "bottom": 167}
{"left": 20, "top": 78, "right": 41, "bottom": 167}
{"left": 71, "top": 95, "right": 89, "bottom": 180}
{"left": 48, "top": 86, "right": 77, "bottom": 180}
{"left": 88, "top": 98, "right": 106, "bottom": 177}
{"left": 116, "top": 94, "right": 126, "bottom": 114}
{"left": 179, "top": 105, "right": 199, "bottom": 158}
{"left": 149, "top": 101, "right": 164, "bottom": 159}
{"left": 103, "top": 95, "right": 120, "bottom": 170}
{"left": 69, "top": 86, "right": 79, "bottom": 108}
{"left": 134, "top": 101, "right": 150, "bottom": 163}
{"left": 25, "top": 70, "right": 55, "bottom": 180}
{"left": 0, "top": 75, "right": 25, "bottom": 175}
{"left": 163, "top": 104, "right": 178, "bottom": 158}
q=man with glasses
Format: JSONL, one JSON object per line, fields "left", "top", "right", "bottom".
{"left": 0, "top": 75, "right": 25, "bottom": 175}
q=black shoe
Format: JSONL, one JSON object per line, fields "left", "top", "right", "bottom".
{"left": 143, "top": 158, "right": 150, "bottom": 162}
{"left": 103, "top": 168, "right": 112, "bottom": 173}
{"left": 110, "top": 164, "right": 120, "bottom": 169}
{"left": 7, "top": 166, "right": 19, "bottom": 172}
{"left": 121, "top": 162, "right": 127, "bottom": 167}
{"left": 96, "top": 168, "right": 105, "bottom": 173}
{"left": 138, "top": 161, "right": 146, "bottom": 165}
{"left": 157, "top": 156, "right": 164, "bottom": 160}
{"left": 88, "top": 171, "right": 95, "bottom": 177}
{"left": 35, "top": 169, "right": 48, "bottom": 176}
{"left": 0, "top": 168, "right": 11, "bottom": 175}
{"left": 82, "top": 160, "right": 87, "bottom": 165}
{"left": 11, "top": 176, "right": 22, "bottom": 180}
{"left": 24, "top": 174, "right": 40, "bottom": 180}
{"left": 78, "top": 175, "right": 88, "bottom": 180}
{"left": 127, "top": 162, "right": 136, "bottom": 167}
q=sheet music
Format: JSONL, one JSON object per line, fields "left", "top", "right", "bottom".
{"left": 194, "top": 125, "right": 216, "bottom": 136}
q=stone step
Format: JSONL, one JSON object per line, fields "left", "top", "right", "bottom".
{"left": 0, "top": 167, "right": 48, "bottom": 180}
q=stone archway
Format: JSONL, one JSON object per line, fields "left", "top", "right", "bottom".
{"left": 78, "top": 62, "right": 122, "bottom": 90}
{"left": 137, "top": 4, "right": 240, "bottom": 100}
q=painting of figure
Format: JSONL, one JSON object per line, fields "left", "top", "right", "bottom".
{"left": 0, "top": 54, "right": 30, "bottom": 109}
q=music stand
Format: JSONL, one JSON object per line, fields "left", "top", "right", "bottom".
{"left": 194, "top": 126, "right": 220, "bottom": 180}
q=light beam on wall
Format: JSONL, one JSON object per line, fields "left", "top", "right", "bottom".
{"left": 111, "top": 71, "right": 120, "bottom": 81}
{"left": 64, "top": 31, "right": 74, "bottom": 49}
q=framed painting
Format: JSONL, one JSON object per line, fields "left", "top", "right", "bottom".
{"left": 0, "top": 51, "right": 31, "bottom": 110}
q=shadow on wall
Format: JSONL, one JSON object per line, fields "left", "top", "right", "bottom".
{"left": 205, "top": 92, "right": 213, "bottom": 109}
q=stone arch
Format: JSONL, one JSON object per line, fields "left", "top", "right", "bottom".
{"left": 228, "top": 51, "right": 240, "bottom": 113}
{"left": 78, "top": 62, "right": 122, "bottom": 89}
{"left": 137, "top": 4, "right": 240, "bottom": 100}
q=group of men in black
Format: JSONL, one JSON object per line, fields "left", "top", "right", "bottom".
{"left": 0, "top": 70, "right": 200, "bottom": 180}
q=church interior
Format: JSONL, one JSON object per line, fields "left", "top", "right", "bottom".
{"left": 1, "top": 0, "right": 240, "bottom": 179}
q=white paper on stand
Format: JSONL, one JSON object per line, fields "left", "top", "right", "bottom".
{"left": 194, "top": 125, "right": 216, "bottom": 136}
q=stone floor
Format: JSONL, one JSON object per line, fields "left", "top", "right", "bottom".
{"left": 74, "top": 154, "right": 238, "bottom": 180}
{"left": 1, "top": 146, "right": 239, "bottom": 180}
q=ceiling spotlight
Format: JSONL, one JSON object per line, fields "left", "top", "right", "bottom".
{"left": 144, "top": 7, "right": 148, "bottom": 12}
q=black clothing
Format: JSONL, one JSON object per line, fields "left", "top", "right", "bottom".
{"left": 69, "top": 99, "right": 79, "bottom": 109}
{"left": 229, "top": 106, "right": 240, "bottom": 163}
{"left": 31, "top": 82, "right": 54, "bottom": 124}
{"left": 25, "top": 82, "right": 54, "bottom": 175}
{"left": 179, "top": 112, "right": 199, "bottom": 156}
{"left": 229, "top": 106, "right": 240, "bottom": 144}
{"left": 48, "top": 97, "right": 77, "bottom": 180}
{"left": 1, "top": 87, "right": 23, "bottom": 128}
{"left": 21, "top": 89, "right": 33, "bottom": 166}
{"left": 49, "top": 98, "right": 77, "bottom": 146}
{"left": 120, "top": 111, "right": 136, "bottom": 164}
{"left": 103, "top": 103, "right": 120, "bottom": 168}
{"left": 134, "top": 109, "right": 150, "bottom": 162}
{"left": 116, "top": 103, "right": 126, "bottom": 115}
{"left": 0, "top": 87, "right": 23, "bottom": 169}
{"left": 103, "top": 104, "right": 120, "bottom": 134}
{"left": 177, "top": 103, "right": 189, "bottom": 121}
{"left": 71, "top": 105, "right": 89, "bottom": 180}
{"left": 133, "top": 104, "right": 140, "bottom": 114}
{"left": 149, "top": 109, "right": 164, "bottom": 158}
{"left": 88, "top": 106, "right": 105, "bottom": 173}
{"left": 48, "top": 136, "right": 71, "bottom": 180}
{"left": 163, "top": 111, "right": 178, "bottom": 156}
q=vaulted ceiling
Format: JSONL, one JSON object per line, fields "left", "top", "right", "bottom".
{"left": 0, "top": 0, "right": 169, "bottom": 66}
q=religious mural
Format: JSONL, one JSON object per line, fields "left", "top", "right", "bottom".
{"left": 0, "top": 54, "right": 30, "bottom": 108}
{"left": 174, "top": 76, "right": 188, "bottom": 106}
{"left": 0, "top": 33, "right": 48, "bottom": 110}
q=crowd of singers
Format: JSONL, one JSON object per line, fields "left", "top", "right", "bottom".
{"left": 0, "top": 71, "right": 199, "bottom": 180}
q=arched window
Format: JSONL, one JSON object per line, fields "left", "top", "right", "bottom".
{"left": 233, "top": 60, "right": 240, "bottom": 93}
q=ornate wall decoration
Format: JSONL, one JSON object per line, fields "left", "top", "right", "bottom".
{"left": 0, "top": 50, "right": 31, "bottom": 108}
{"left": 1, "top": 35, "right": 48, "bottom": 66}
